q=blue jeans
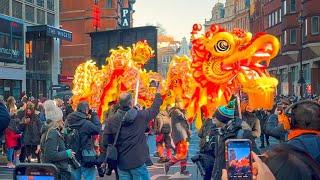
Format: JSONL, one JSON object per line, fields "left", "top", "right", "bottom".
{"left": 119, "top": 164, "right": 150, "bottom": 180}
{"left": 74, "top": 167, "right": 96, "bottom": 180}
{"left": 6, "top": 148, "right": 14, "bottom": 162}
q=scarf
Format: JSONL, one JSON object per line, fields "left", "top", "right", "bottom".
{"left": 288, "top": 129, "right": 320, "bottom": 140}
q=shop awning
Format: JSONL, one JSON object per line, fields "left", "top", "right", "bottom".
{"left": 27, "top": 25, "right": 72, "bottom": 41}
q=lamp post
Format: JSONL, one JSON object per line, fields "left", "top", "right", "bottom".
{"left": 297, "top": 13, "right": 305, "bottom": 99}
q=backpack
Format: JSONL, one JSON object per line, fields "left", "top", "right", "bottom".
{"left": 64, "top": 127, "right": 81, "bottom": 155}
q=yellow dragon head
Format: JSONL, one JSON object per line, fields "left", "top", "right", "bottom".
{"left": 191, "top": 24, "right": 280, "bottom": 111}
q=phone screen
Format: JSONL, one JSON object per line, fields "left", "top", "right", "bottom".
{"left": 226, "top": 140, "right": 252, "bottom": 180}
{"left": 16, "top": 176, "right": 54, "bottom": 180}
{"left": 14, "top": 164, "right": 57, "bottom": 180}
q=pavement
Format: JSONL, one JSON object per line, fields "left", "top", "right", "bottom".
{"left": 0, "top": 130, "right": 279, "bottom": 180}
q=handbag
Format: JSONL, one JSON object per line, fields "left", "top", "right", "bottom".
{"left": 106, "top": 113, "right": 126, "bottom": 162}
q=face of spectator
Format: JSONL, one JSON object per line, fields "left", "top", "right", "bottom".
{"left": 26, "top": 109, "right": 32, "bottom": 116}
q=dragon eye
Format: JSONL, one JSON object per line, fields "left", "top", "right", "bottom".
{"left": 214, "top": 40, "right": 230, "bottom": 52}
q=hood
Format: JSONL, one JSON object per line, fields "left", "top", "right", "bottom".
{"left": 116, "top": 108, "right": 138, "bottom": 126}
{"left": 66, "top": 111, "right": 87, "bottom": 128}
{"left": 41, "top": 123, "right": 51, "bottom": 135}
{"left": 289, "top": 134, "right": 320, "bottom": 162}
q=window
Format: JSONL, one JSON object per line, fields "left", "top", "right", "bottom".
{"left": 279, "top": 9, "right": 282, "bottom": 22}
{"left": 25, "top": 5, "right": 34, "bottom": 22}
{"left": 275, "top": 11, "right": 278, "bottom": 24}
{"left": 0, "top": 34, "right": 10, "bottom": 49}
{"left": 47, "top": 0, "right": 54, "bottom": 11}
{"left": 311, "top": 16, "right": 319, "bottom": 35}
{"left": 37, "top": 0, "right": 44, "bottom": 7}
{"left": 283, "top": 0, "right": 287, "bottom": 15}
{"left": 304, "top": 18, "right": 308, "bottom": 36}
{"left": 12, "top": 0, "right": 22, "bottom": 19}
{"left": 37, "top": 9, "right": 45, "bottom": 24}
{"left": 290, "top": 29, "right": 297, "bottom": 44}
{"left": 290, "top": 0, "right": 296, "bottom": 12}
{"left": 106, "top": 0, "right": 113, "bottom": 8}
{"left": 47, "top": 13, "right": 55, "bottom": 26}
{"left": 0, "top": 0, "right": 9, "bottom": 15}
{"left": 271, "top": 12, "right": 274, "bottom": 26}
{"left": 283, "top": 30, "right": 287, "bottom": 45}
{"left": 268, "top": 14, "right": 271, "bottom": 27}
{"left": 25, "top": 0, "right": 33, "bottom": 3}
{"left": 290, "top": 66, "right": 297, "bottom": 82}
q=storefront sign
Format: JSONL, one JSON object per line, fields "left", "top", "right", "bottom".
{"left": 0, "top": 15, "right": 24, "bottom": 63}
{"left": 120, "top": 8, "right": 130, "bottom": 28}
{"left": 47, "top": 26, "right": 72, "bottom": 41}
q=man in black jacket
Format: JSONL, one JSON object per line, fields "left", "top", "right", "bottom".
{"left": 65, "top": 101, "right": 102, "bottom": 180}
{"left": 0, "top": 97, "right": 10, "bottom": 137}
{"left": 103, "top": 88, "right": 162, "bottom": 180}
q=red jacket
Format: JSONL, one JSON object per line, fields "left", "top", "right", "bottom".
{"left": 5, "top": 128, "right": 21, "bottom": 148}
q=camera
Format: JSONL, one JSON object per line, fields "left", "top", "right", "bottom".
{"left": 70, "top": 156, "right": 81, "bottom": 169}
{"left": 191, "top": 154, "right": 206, "bottom": 176}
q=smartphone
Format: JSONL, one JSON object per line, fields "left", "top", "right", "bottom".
{"left": 14, "top": 163, "right": 58, "bottom": 180}
{"left": 225, "top": 139, "right": 252, "bottom": 180}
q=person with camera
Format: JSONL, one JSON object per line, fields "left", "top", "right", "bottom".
{"left": 103, "top": 84, "right": 162, "bottom": 180}
{"left": 19, "top": 102, "right": 42, "bottom": 163}
{"left": 41, "top": 100, "right": 75, "bottom": 180}
{"left": 65, "top": 101, "right": 102, "bottom": 180}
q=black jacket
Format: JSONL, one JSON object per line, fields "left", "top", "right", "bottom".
{"left": 65, "top": 111, "right": 101, "bottom": 161}
{"left": 20, "top": 114, "right": 42, "bottom": 146}
{"left": 42, "top": 128, "right": 70, "bottom": 173}
{"left": 0, "top": 103, "right": 10, "bottom": 136}
{"left": 103, "top": 93, "right": 162, "bottom": 170}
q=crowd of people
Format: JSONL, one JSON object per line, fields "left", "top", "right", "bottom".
{"left": 0, "top": 89, "right": 319, "bottom": 180}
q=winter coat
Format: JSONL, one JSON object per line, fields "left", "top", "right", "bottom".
{"left": 41, "top": 127, "right": 71, "bottom": 175}
{"left": 103, "top": 93, "right": 162, "bottom": 170}
{"left": 20, "top": 114, "right": 42, "bottom": 146}
{"left": 65, "top": 111, "right": 101, "bottom": 161}
{"left": 198, "top": 119, "right": 216, "bottom": 154}
{"left": 242, "top": 112, "right": 261, "bottom": 138}
{"left": 0, "top": 103, "right": 10, "bottom": 136}
{"left": 65, "top": 104, "right": 73, "bottom": 118}
{"left": 287, "top": 134, "right": 320, "bottom": 164}
{"left": 265, "top": 114, "right": 287, "bottom": 140}
{"left": 169, "top": 107, "right": 190, "bottom": 144}
{"left": 5, "top": 128, "right": 21, "bottom": 148}
{"left": 154, "top": 110, "right": 171, "bottom": 134}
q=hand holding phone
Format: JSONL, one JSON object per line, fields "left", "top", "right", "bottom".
{"left": 14, "top": 163, "right": 58, "bottom": 180}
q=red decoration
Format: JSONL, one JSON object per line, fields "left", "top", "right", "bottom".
{"left": 92, "top": 5, "right": 101, "bottom": 29}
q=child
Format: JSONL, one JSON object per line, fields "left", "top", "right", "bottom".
{"left": 5, "top": 119, "right": 21, "bottom": 168}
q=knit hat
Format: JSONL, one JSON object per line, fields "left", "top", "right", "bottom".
{"left": 119, "top": 93, "right": 132, "bottom": 109}
{"left": 44, "top": 100, "right": 63, "bottom": 121}
{"left": 214, "top": 99, "right": 236, "bottom": 124}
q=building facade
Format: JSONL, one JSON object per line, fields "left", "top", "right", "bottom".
{"left": 60, "top": 0, "right": 134, "bottom": 86}
{"left": 205, "top": 0, "right": 250, "bottom": 32}
{"left": 251, "top": 0, "right": 320, "bottom": 95}
{"left": 0, "top": 0, "right": 70, "bottom": 99}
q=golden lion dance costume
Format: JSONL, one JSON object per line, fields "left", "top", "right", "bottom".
{"left": 164, "top": 24, "right": 280, "bottom": 129}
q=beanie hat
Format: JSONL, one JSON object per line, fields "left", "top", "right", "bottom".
{"left": 44, "top": 100, "right": 63, "bottom": 121}
{"left": 214, "top": 99, "right": 236, "bottom": 124}
{"left": 119, "top": 93, "right": 132, "bottom": 109}
{"left": 77, "top": 101, "right": 89, "bottom": 113}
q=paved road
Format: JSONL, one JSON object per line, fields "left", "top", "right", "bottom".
{"left": 0, "top": 130, "right": 279, "bottom": 180}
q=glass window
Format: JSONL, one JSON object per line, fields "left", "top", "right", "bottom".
{"left": 279, "top": 9, "right": 282, "bottom": 22}
{"left": 303, "top": 64, "right": 310, "bottom": 83}
{"left": 37, "top": 9, "right": 45, "bottom": 24}
{"left": 283, "top": 0, "right": 287, "bottom": 15}
{"left": 0, "top": 0, "right": 9, "bottom": 15}
{"left": 25, "top": 0, "right": 33, "bottom": 3}
{"left": 290, "top": 0, "right": 296, "bottom": 12}
{"left": 290, "top": 66, "right": 297, "bottom": 82}
{"left": 268, "top": 14, "right": 271, "bottom": 27}
{"left": 25, "top": 5, "right": 35, "bottom": 22}
{"left": 0, "top": 79, "right": 3, "bottom": 96}
{"left": 304, "top": 18, "right": 308, "bottom": 36}
{"left": 12, "top": 0, "right": 22, "bottom": 19}
{"left": 47, "top": 0, "right": 54, "bottom": 11}
{"left": 106, "top": 0, "right": 113, "bottom": 8}
{"left": 290, "top": 29, "right": 297, "bottom": 44}
{"left": 47, "top": 13, "right": 55, "bottom": 26}
{"left": 283, "top": 30, "right": 287, "bottom": 45}
{"left": 272, "top": 12, "right": 275, "bottom": 26}
{"left": 0, "top": 34, "right": 10, "bottom": 49}
{"left": 311, "top": 16, "right": 319, "bottom": 35}
{"left": 275, "top": 11, "right": 278, "bottom": 24}
{"left": 37, "top": 0, "right": 44, "bottom": 7}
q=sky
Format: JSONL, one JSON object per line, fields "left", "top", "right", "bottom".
{"left": 133, "top": 0, "right": 225, "bottom": 41}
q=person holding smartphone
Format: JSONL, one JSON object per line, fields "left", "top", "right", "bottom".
{"left": 41, "top": 100, "right": 75, "bottom": 180}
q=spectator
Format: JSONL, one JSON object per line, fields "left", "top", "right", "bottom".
{"left": 103, "top": 89, "right": 162, "bottom": 180}
{"left": 0, "top": 96, "right": 10, "bottom": 136}
{"left": 6, "top": 96, "right": 17, "bottom": 117}
{"left": 5, "top": 118, "right": 21, "bottom": 168}
{"left": 255, "top": 109, "right": 270, "bottom": 148}
{"left": 165, "top": 97, "right": 191, "bottom": 176}
{"left": 286, "top": 100, "right": 320, "bottom": 164}
{"left": 242, "top": 105, "right": 261, "bottom": 154}
{"left": 19, "top": 102, "right": 41, "bottom": 163}
{"left": 65, "top": 101, "right": 102, "bottom": 180}
{"left": 41, "top": 100, "right": 74, "bottom": 180}
{"left": 263, "top": 144, "right": 320, "bottom": 180}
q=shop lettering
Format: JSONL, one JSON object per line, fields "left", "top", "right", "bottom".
{"left": 47, "top": 27, "right": 72, "bottom": 40}
{"left": 121, "top": 8, "right": 130, "bottom": 28}
{"left": 0, "top": 48, "right": 20, "bottom": 57}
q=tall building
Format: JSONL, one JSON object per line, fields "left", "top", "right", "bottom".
{"left": 60, "top": 0, "right": 135, "bottom": 86}
{"left": 250, "top": 0, "right": 320, "bottom": 95}
{"left": 205, "top": 0, "right": 250, "bottom": 32}
{"left": 0, "top": 0, "right": 71, "bottom": 99}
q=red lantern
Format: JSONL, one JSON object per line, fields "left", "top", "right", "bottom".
{"left": 92, "top": 5, "right": 101, "bottom": 29}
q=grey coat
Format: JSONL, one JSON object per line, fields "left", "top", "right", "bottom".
{"left": 169, "top": 107, "right": 190, "bottom": 144}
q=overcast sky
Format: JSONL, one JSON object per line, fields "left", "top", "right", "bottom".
{"left": 133, "top": 0, "right": 225, "bottom": 41}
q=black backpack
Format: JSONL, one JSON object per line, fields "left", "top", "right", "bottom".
{"left": 65, "top": 126, "right": 81, "bottom": 155}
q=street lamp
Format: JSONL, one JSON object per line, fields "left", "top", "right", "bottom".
{"left": 297, "top": 13, "right": 305, "bottom": 99}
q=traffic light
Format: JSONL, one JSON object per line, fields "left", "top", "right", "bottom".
{"left": 92, "top": 5, "right": 101, "bottom": 29}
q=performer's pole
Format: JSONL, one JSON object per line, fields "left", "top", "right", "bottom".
{"left": 134, "top": 79, "right": 139, "bottom": 105}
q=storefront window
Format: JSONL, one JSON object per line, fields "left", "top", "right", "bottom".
{"left": 0, "top": 79, "right": 22, "bottom": 100}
